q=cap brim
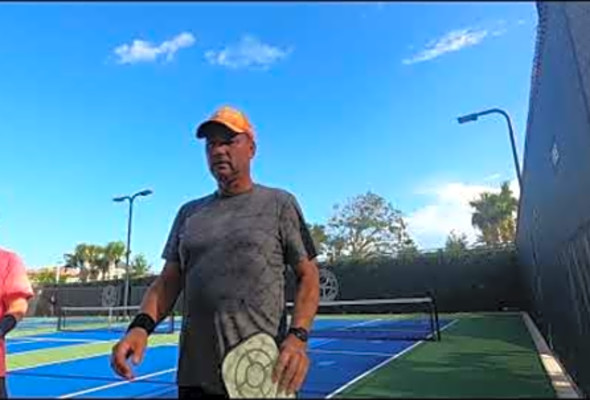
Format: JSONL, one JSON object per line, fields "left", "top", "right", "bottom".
{"left": 196, "top": 120, "right": 241, "bottom": 139}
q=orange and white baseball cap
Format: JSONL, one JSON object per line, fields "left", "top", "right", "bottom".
{"left": 196, "top": 106, "right": 255, "bottom": 141}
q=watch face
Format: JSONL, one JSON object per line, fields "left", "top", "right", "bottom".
{"left": 290, "top": 327, "right": 308, "bottom": 342}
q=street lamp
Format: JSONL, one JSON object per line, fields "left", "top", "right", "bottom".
{"left": 113, "top": 189, "right": 153, "bottom": 310}
{"left": 457, "top": 108, "right": 522, "bottom": 191}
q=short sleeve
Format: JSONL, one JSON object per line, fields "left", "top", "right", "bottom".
{"left": 161, "top": 204, "right": 188, "bottom": 263}
{"left": 3, "top": 252, "right": 34, "bottom": 302}
{"left": 279, "top": 194, "right": 318, "bottom": 268}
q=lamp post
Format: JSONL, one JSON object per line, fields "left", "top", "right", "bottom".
{"left": 113, "top": 189, "right": 153, "bottom": 310}
{"left": 457, "top": 108, "right": 522, "bottom": 191}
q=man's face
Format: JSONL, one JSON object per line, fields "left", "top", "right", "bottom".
{"left": 205, "top": 126, "right": 255, "bottom": 183}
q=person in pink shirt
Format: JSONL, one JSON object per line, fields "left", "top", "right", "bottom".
{"left": 0, "top": 248, "right": 34, "bottom": 399}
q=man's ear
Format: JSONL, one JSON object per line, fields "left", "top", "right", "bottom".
{"left": 250, "top": 140, "right": 257, "bottom": 159}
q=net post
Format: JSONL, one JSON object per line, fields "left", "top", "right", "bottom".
{"left": 428, "top": 303, "right": 436, "bottom": 341}
{"left": 431, "top": 295, "right": 441, "bottom": 341}
{"left": 108, "top": 307, "right": 113, "bottom": 331}
{"left": 57, "top": 307, "right": 63, "bottom": 331}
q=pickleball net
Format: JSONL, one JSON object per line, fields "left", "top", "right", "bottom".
{"left": 286, "top": 296, "right": 441, "bottom": 341}
{"left": 57, "top": 305, "right": 175, "bottom": 334}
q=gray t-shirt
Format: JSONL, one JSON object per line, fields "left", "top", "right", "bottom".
{"left": 161, "top": 184, "right": 317, "bottom": 393}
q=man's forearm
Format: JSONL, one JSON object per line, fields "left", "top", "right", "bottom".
{"left": 5, "top": 297, "right": 29, "bottom": 321}
{"left": 0, "top": 297, "right": 29, "bottom": 338}
{"left": 140, "top": 276, "right": 180, "bottom": 323}
{"left": 290, "top": 266, "right": 320, "bottom": 332}
{"left": 138, "top": 262, "right": 181, "bottom": 324}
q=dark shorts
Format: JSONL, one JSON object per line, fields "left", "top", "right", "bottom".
{"left": 178, "top": 385, "right": 228, "bottom": 399}
{"left": 0, "top": 377, "right": 6, "bottom": 399}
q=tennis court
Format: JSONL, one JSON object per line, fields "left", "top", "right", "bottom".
{"left": 5, "top": 301, "right": 569, "bottom": 398}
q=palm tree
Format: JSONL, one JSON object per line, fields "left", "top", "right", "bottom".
{"left": 470, "top": 193, "right": 502, "bottom": 245}
{"left": 469, "top": 181, "right": 518, "bottom": 246}
{"left": 64, "top": 252, "right": 83, "bottom": 269}
{"left": 64, "top": 244, "right": 93, "bottom": 283}
{"left": 497, "top": 182, "right": 519, "bottom": 242}
{"left": 131, "top": 254, "right": 151, "bottom": 278}
{"left": 101, "top": 241, "right": 126, "bottom": 280}
{"left": 85, "top": 245, "right": 104, "bottom": 281}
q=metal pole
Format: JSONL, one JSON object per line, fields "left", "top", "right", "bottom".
{"left": 501, "top": 112, "right": 523, "bottom": 192}
{"left": 482, "top": 109, "right": 522, "bottom": 191}
{"left": 114, "top": 189, "right": 152, "bottom": 312}
{"left": 123, "top": 197, "right": 134, "bottom": 310}
{"left": 457, "top": 108, "right": 523, "bottom": 191}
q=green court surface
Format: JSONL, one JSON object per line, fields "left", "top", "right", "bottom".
{"left": 336, "top": 313, "right": 556, "bottom": 398}
{"left": 6, "top": 312, "right": 561, "bottom": 398}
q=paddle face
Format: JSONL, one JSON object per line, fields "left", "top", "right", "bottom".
{"left": 222, "top": 332, "right": 295, "bottom": 399}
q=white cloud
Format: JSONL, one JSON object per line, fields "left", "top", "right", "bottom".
{"left": 406, "top": 179, "right": 519, "bottom": 249}
{"left": 113, "top": 32, "right": 196, "bottom": 65}
{"left": 205, "top": 35, "right": 291, "bottom": 70}
{"left": 484, "top": 173, "right": 502, "bottom": 182}
{"left": 403, "top": 28, "right": 489, "bottom": 65}
{"left": 491, "top": 28, "right": 508, "bottom": 37}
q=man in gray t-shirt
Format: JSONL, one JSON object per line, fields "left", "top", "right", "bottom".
{"left": 111, "top": 106, "right": 320, "bottom": 398}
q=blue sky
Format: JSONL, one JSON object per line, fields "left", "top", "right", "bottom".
{"left": 0, "top": 2, "right": 538, "bottom": 270}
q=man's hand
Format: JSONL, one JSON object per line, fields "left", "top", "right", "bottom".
{"left": 110, "top": 328, "right": 149, "bottom": 380}
{"left": 272, "top": 334, "right": 310, "bottom": 395}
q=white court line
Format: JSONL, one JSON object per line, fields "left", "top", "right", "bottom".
{"left": 325, "top": 318, "right": 459, "bottom": 399}
{"left": 309, "top": 349, "right": 398, "bottom": 358}
{"left": 310, "top": 319, "right": 384, "bottom": 349}
{"left": 7, "top": 339, "right": 36, "bottom": 346}
{"left": 57, "top": 367, "right": 176, "bottom": 399}
{"left": 16, "top": 337, "right": 110, "bottom": 344}
{"left": 9, "top": 342, "right": 177, "bottom": 372}
{"left": 7, "top": 338, "right": 113, "bottom": 358}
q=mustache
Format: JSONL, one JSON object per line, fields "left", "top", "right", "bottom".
{"left": 212, "top": 159, "right": 231, "bottom": 165}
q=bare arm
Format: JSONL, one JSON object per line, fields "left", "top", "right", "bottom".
{"left": 290, "top": 258, "right": 320, "bottom": 332}
{"left": 4, "top": 296, "right": 29, "bottom": 321}
{"left": 0, "top": 295, "right": 30, "bottom": 338}
{"left": 1, "top": 251, "right": 33, "bottom": 338}
{"left": 273, "top": 257, "right": 319, "bottom": 395}
{"left": 111, "top": 260, "right": 182, "bottom": 379}
{"left": 138, "top": 260, "right": 182, "bottom": 323}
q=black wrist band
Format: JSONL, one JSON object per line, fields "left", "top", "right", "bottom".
{"left": 0, "top": 314, "right": 17, "bottom": 338}
{"left": 288, "top": 327, "right": 309, "bottom": 343}
{"left": 127, "top": 313, "right": 156, "bottom": 335}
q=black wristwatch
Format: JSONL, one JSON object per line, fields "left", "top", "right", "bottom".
{"left": 288, "top": 327, "right": 309, "bottom": 343}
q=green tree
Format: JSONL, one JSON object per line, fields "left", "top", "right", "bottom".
{"left": 64, "top": 243, "right": 103, "bottom": 282}
{"left": 496, "top": 183, "right": 518, "bottom": 242}
{"left": 85, "top": 245, "right": 103, "bottom": 281}
{"left": 131, "top": 254, "right": 151, "bottom": 278}
{"left": 469, "top": 181, "right": 518, "bottom": 246}
{"left": 326, "top": 191, "right": 415, "bottom": 260}
{"left": 325, "top": 236, "right": 346, "bottom": 263}
{"left": 398, "top": 236, "right": 420, "bottom": 260}
{"left": 63, "top": 252, "right": 83, "bottom": 270}
{"left": 100, "top": 241, "right": 126, "bottom": 280}
{"left": 445, "top": 230, "right": 469, "bottom": 256}
{"left": 32, "top": 269, "right": 57, "bottom": 285}
{"left": 307, "top": 224, "right": 329, "bottom": 258}
{"left": 64, "top": 244, "right": 89, "bottom": 283}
